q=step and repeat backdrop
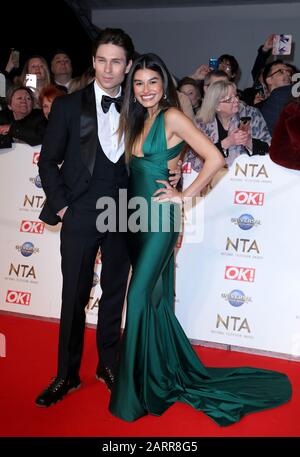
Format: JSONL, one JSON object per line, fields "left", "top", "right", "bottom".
{"left": 176, "top": 155, "right": 300, "bottom": 359}
{"left": 0, "top": 144, "right": 101, "bottom": 325}
{"left": 0, "top": 144, "right": 300, "bottom": 359}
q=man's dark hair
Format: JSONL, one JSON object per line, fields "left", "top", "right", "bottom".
{"left": 262, "top": 59, "right": 284, "bottom": 87}
{"left": 93, "top": 28, "right": 135, "bottom": 62}
{"left": 218, "top": 54, "right": 240, "bottom": 80}
{"left": 177, "top": 77, "right": 201, "bottom": 92}
{"left": 51, "top": 49, "right": 72, "bottom": 63}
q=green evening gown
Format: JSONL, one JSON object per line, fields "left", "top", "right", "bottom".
{"left": 109, "top": 110, "right": 292, "bottom": 425}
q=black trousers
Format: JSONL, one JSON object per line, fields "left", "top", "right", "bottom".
{"left": 57, "top": 197, "right": 130, "bottom": 379}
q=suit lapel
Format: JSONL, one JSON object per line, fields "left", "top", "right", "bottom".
{"left": 80, "top": 83, "right": 98, "bottom": 175}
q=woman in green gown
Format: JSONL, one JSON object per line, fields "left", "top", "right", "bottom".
{"left": 109, "top": 53, "right": 292, "bottom": 425}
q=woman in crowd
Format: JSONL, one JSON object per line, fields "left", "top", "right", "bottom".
{"left": 108, "top": 53, "right": 292, "bottom": 425}
{"left": 186, "top": 80, "right": 271, "bottom": 171}
{"left": 39, "top": 84, "right": 67, "bottom": 119}
{"left": 15, "top": 55, "right": 51, "bottom": 108}
{"left": 0, "top": 86, "right": 46, "bottom": 148}
{"left": 177, "top": 76, "right": 202, "bottom": 114}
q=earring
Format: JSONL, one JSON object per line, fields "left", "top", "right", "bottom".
{"left": 133, "top": 97, "right": 137, "bottom": 103}
{"left": 163, "top": 94, "right": 167, "bottom": 100}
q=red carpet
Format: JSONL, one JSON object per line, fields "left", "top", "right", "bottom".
{"left": 0, "top": 313, "right": 299, "bottom": 437}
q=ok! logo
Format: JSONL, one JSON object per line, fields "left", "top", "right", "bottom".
{"left": 225, "top": 266, "right": 256, "bottom": 283}
{"left": 234, "top": 191, "right": 264, "bottom": 206}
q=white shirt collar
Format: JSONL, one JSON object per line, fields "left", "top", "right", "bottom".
{"left": 93, "top": 80, "right": 124, "bottom": 163}
{"left": 94, "top": 80, "right": 122, "bottom": 109}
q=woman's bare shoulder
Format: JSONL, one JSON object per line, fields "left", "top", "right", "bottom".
{"left": 164, "top": 107, "right": 189, "bottom": 124}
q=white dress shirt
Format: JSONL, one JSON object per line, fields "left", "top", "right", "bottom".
{"left": 94, "top": 80, "right": 124, "bottom": 163}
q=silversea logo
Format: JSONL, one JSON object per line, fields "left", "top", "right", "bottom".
{"left": 221, "top": 290, "right": 252, "bottom": 307}
{"left": 231, "top": 214, "right": 261, "bottom": 230}
{"left": 15, "top": 242, "right": 39, "bottom": 257}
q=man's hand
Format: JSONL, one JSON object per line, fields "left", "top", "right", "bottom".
{"left": 190, "top": 64, "right": 210, "bottom": 80}
{"left": 169, "top": 160, "right": 182, "bottom": 188}
{"left": 262, "top": 34, "right": 275, "bottom": 52}
{"left": 57, "top": 206, "right": 68, "bottom": 220}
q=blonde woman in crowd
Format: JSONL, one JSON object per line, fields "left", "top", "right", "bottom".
{"left": 15, "top": 55, "right": 51, "bottom": 108}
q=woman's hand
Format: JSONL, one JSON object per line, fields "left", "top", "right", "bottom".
{"left": 224, "top": 128, "right": 250, "bottom": 148}
{"left": 153, "top": 180, "right": 183, "bottom": 204}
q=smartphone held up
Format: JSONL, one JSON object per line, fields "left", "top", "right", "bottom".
{"left": 253, "top": 83, "right": 265, "bottom": 98}
{"left": 11, "top": 49, "right": 20, "bottom": 69}
{"left": 0, "top": 73, "right": 6, "bottom": 98}
{"left": 272, "top": 34, "right": 292, "bottom": 56}
{"left": 239, "top": 116, "right": 251, "bottom": 131}
{"left": 25, "top": 73, "right": 37, "bottom": 90}
{"left": 208, "top": 58, "right": 219, "bottom": 70}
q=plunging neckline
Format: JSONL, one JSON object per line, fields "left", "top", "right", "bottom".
{"left": 132, "top": 111, "right": 162, "bottom": 158}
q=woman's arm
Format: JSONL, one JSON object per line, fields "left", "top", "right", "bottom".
{"left": 154, "top": 108, "right": 225, "bottom": 203}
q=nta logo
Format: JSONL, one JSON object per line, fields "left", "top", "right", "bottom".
{"left": 23, "top": 195, "right": 45, "bottom": 208}
{"left": 235, "top": 163, "right": 268, "bottom": 178}
{"left": 9, "top": 263, "right": 36, "bottom": 279}
{"left": 226, "top": 237, "right": 260, "bottom": 254}
{"left": 216, "top": 314, "right": 250, "bottom": 333}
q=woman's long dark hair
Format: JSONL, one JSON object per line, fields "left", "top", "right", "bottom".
{"left": 119, "top": 53, "right": 180, "bottom": 160}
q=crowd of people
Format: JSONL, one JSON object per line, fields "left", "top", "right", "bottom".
{"left": 0, "top": 34, "right": 299, "bottom": 163}
{"left": 0, "top": 29, "right": 296, "bottom": 425}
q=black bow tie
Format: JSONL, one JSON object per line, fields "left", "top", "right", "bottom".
{"left": 101, "top": 95, "right": 123, "bottom": 113}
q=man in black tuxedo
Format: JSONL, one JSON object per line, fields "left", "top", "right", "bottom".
{"left": 35, "top": 28, "right": 134, "bottom": 407}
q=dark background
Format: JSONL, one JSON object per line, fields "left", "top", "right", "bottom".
{"left": 0, "top": 0, "right": 92, "bottom": 77}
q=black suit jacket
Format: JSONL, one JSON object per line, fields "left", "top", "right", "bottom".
{"left": 258, "top": 84, "right": 294, "bottom": 135}
{"left": 38, "top": 83, "right": 126, "bottom": 225}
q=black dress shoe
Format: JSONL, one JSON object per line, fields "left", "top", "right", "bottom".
{"left": 96, "top": 365, "right": 115, "bottom": 391}
{"left": 35, "top": 376, "right": 81, "bottom": 407}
